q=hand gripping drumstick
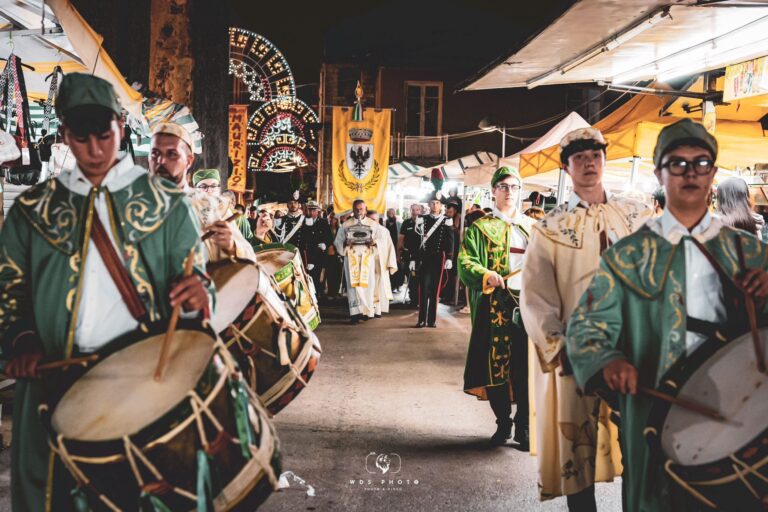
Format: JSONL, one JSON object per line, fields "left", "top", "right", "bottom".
{"left": 201, "top": 212, "right": 241, "bottom": 242}
{"left": 734, "top": 236, "right": 767, "bottom": 374}
{"left": 154, "top": 249, "right": 196, "bottom": 382}
{"left": 38, "top": 354, "right": 99, "bottom": 372}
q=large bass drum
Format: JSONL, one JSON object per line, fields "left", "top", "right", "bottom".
{"left": 210, "top": 259, "right": 321, "bottom": 415}
{"left": 254, "top": 244, "right": 321, "bottom": 331}
{"left": 40, "top": 321, "right": 281, "bottom": 511}
{"left": 645, "top": 328, "right": 768, "bottom": 510}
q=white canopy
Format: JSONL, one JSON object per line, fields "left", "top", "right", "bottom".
{"left": 463, "top": 112, "right": 590, "bottom": 186}
{"left": 464, "top": 0, "right": 768, "bottom": 90}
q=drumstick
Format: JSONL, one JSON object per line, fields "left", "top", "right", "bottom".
{"left": 735, "top": 237, "right": 766, "bottom": 374}
{"left": 38, "top": 354, "right": 98, "bottom": 372}
{"left": 639, "top": 386, "right": 725, "bottom": 421}
{"left": 154, "top": 248, "right": 196, "bottom": 382}
{"left": 201, "top": 212, "right": 241, "bottom": 242}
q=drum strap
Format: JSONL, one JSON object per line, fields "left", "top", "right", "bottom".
{"left": 685, "top": 316, "right": 724, "bottom": 337}
{"left": 91, "top": 213, "right": 150, "bottom": 322}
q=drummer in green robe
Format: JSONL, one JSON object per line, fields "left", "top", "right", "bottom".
{"left": 567, "top": 119, "right": 768, "bottom": 512}
{"left": 458, "top": 166, "right": 534, "bottom": 448}
{"left": 0, "top": 73, "right": 212, "bottom": 511}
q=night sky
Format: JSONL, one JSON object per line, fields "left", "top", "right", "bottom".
{"left": 226, "top": 0, "right": 576, "bottom": 90}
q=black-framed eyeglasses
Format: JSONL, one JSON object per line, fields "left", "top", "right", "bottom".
{"left": 196, "top": 184, "right": 221, "bottom": 191}
{"left": 495, "top": 183, "right": 521, "bottom": 192}
{"left": 661, "top": 157, "right": 715, "bottom": 176}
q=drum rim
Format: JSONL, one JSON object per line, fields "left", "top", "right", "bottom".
{"left": 40, "top": 320, "right": 220, "bottom": 452}
{"left": 645, "top": 325, "right": 768, "bottom": 476}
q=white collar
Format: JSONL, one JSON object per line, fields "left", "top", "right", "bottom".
{"left": 59, "top": 153, "right": 142, "bottom": 195}
{"left": 287, "top": 211, "right": 303, "bottom": 218}
{"left": 567, "top": 189, "right": 613, "bottom": 212}
{"left": 492, "top": 207, "right": 518, "bottom": 224}
{"left": 659, "top": 208, "right": 713, "bottom": 239}
{"left": 429, "top": 213, "right": 443, "bottom": 219}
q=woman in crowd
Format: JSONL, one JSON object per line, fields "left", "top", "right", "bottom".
{"left": 716, "top": 177, "right": 763, "bottom": 238}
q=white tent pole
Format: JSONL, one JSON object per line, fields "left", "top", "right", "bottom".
{"left": 629, "top": 156, "right": 641, "bottom": 185}
{"left": 501, "top": 126, "right": 506, "bottom": 161}
{"left": 556, "top": 168, "right": 567, "bottom": 205}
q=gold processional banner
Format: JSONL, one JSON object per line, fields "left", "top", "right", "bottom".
{"left": 227, "top": 104, "right": 248, "bottom": 193}
{"left": 332, "top": 107, "right": 391, "bottom": 214}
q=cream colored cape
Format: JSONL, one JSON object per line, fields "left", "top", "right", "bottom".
{"left": 520, "top": 195, "right": 650, "bottom": 500}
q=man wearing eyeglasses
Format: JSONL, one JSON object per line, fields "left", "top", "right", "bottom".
{"left": 190, "top": 168, "right": 255, "bottom": 262}
{"left": 458, "top": 166, "right": 533, "bottom": 449}
{"left": 521, "top": 127, "right": 650, "bottom": 510}
{"left": 566, "top": 119, "right": 768, "bottom": 512}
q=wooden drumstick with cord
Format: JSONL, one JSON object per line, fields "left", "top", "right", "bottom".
{"left": 38, "top": 354, "right": 99, "bottom": 372}
{"left": 639, "top": 386, "right": 726, "bottom": 422}
{"left": 154, "top": 248, "right": 196, "bottom": 381}
{"left": 201, "top": 212, "right": 241, "bottom": 241}
{"left": 734, "top": 236, "right": 766, "bottom": 374}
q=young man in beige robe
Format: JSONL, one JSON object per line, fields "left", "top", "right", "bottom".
{"left": 520, "top": 128, "right": 650, "bottom": 510}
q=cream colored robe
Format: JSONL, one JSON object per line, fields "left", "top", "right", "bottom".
{"left": 520, "top": 195, "right": 650, "bottom": 500}
{"left": 334, "top": 216, "right": 379, "bottom": 317}
{"left": 372, "top": 222, "right": 398, "bottom": 314}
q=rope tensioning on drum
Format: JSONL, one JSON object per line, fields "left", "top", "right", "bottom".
{"left": 122, "top": 436, "right": 198, "bottom": 503}
{"left": 259, "top": 339, "right": 315, "bottom": 407}
{"left": 247, "top": 402, "right": 280, "bottom": 489}
{"left": 54, "top": 434, "right": 121, "bottom": 511}
{"left": 731, "top": 463, "right": 761, "bottom": 500}
{"left": 729, "top": 454, "right": 768, "bottom": 485}
{"left": 664, "top": 460, "right": 717, "bottom": 509}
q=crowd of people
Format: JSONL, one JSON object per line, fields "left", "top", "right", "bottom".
{"left": 1, "top": 72, "right": 767, "bottom": 512}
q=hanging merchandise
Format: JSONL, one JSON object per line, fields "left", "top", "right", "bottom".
{"left": 0, "top": 55, "right": 20, "bottom": 165}
{"left": 0, "top": 55, "right": 41, "bottom": 185}
{"left": 37, "top": 65, "right": 64, "bottom": 169}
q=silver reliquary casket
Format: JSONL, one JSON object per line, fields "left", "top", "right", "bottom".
{"left": 346, "top": 221, "right": 373, "bottom": 245}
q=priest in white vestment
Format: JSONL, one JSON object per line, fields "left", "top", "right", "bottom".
{"left": 334, "top": 199, "right": 379, "bottom": 323}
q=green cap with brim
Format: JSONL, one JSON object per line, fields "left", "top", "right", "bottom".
{"left": 653, "top": 118, "right": 718, "bottom": 168}
{"left": 192, "top": 168, "right": 221, "bottom": 186}
{"left": 55, "top": 73, "right": 122, "bottom": 118}
{"left": 491, "top": 166, "right": 522, "bottom": 188}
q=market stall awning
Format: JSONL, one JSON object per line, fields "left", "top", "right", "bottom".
{"left": 665, "top": 75, "right": 768, "bottom": 122}
{"left": 517, "top": 93, "right": 768, "bottom": 178}
{"left": 416, "top": 151, "right": 497, "bottom": 181}
{"left": 463, "top": 0, "right": 768, "bottom": 90}
{"left": 388, "top": 160, "right": 427, "bottom": 183}
{"left": 463, "top": 112, "right": 590, "bottom": 186}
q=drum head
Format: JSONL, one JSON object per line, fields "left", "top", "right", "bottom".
{"left": 255, "top": 248, "right": 295, "bottom": 275}
{"left": 52, "top": 330, "right": 215, "bottom": 442}
{"left": 660, "top": 329, "right": 768, "bottom": 465}
{"left": 210, "top": 261, "right": 264, "bottom": 333}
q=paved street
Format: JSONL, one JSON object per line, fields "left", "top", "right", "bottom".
{"left": 0, "top": 303, "right": 622, "bottom": 511}
{"left": 260, "top": 303, "right": 621, "bottom": 511}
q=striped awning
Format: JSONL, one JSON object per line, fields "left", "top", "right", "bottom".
{"left": 388, "top": 160, "right": 427, "bottom": 182}
{"left": 414, "top": 151, "right": 497, "bottom": 181}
